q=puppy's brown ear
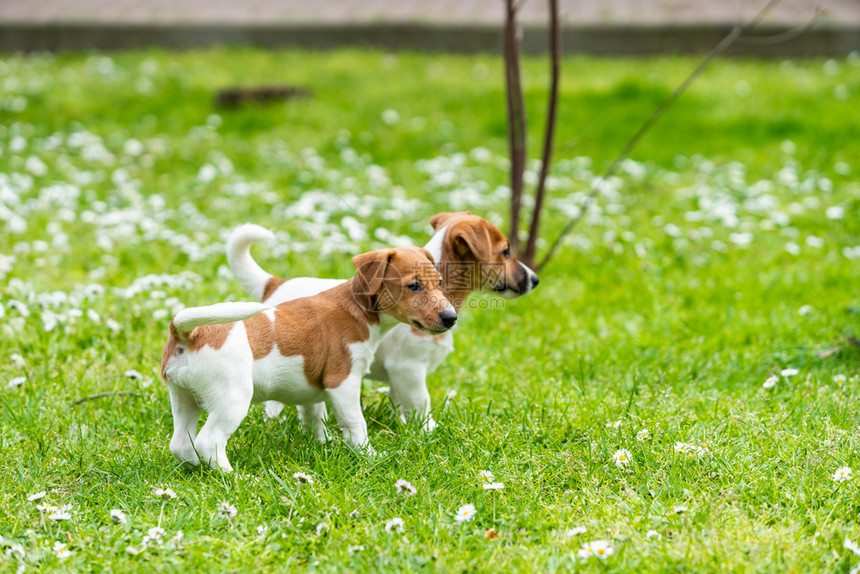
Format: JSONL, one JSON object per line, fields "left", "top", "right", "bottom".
{"left": 417, "top": 247, "right": 436, "bottom": 266}
{"left": 352, "top": 249, "right": 395, "bottom": 296}
{"left": 450, "top": 220, "right": 491, "bottom": 261}
{"left": 429, "top": 211, "right": 472, "bottom": 231}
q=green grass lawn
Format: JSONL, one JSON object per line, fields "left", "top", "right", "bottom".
{"left": 1, "top": 47, "right": 859, "bottom": 572}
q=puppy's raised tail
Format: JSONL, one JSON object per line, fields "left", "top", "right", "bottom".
{"left": 170, "top": 302, "right": 273, "bottom": 340}
{"left": 226, "top": 224, "right": 276, "bottom": 300}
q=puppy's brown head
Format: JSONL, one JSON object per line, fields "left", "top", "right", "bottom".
{"left": 430, "top": 212, "right": 539, "bottom": 300}
{"left": 352, "top": 247, "right": 456, "bottom": 334}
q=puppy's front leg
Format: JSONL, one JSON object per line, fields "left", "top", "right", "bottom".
{"left": 325, "top": 375, "right": 371, "bottom": 452}
{"left": 387, "top": 364, "right": 436, "bottom": 432}
{"left": 297, "top": 402, "right": 329, "bottom": 443}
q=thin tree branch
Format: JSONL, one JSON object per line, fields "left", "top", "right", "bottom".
{"left": 523, "top": 0, "right": 561, "bottom": 267}
{"left": 73, "top": 391, "right": 139, "bottom": 405}
{"left": 505, "top": 0, "right": 527, "bottom": 254}
{"left": 737, "top": 6, "right": 823, "bottom": 45}
{"left": 536, "top": 0, "right": 786, "bottom": 271}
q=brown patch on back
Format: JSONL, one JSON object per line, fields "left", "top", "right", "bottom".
{"left": 243, "top": 312, "right": 276, "bottom": 360}
{"left": 262, "top": 277, "right": 286, "bottom": 301}
{"left": 187, "top": 323, "right": 233, "bottom": 353}
{"left": 271, "top": 281, "right": 374, "bottom": 389}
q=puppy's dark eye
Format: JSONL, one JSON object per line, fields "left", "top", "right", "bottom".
{"left": 439, "top": 279, "right": 443, "bottom": 287}
{"left": 407, "top": 282, "right": 422, "bottom": 292}
{"left": 502, "top": 247, "right": 511, "bottom": 259}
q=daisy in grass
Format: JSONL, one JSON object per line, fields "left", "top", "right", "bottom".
{"left": 834, "top": 466, "right": 853, "bottom": 483}
{"left": 394, "top": 479, "right": 417, "bottom": 495}
{"left": 27, "top": 491, "right": 46, "bottom": 501}
{"left": 672, "top": 505, "right": 688, "bottom": 514}
{"left": 153, "top": 487, "right": 176, "bottom": 500}
{"left": 780, "top": 368, "right": 799, "bottom": 377}
{"left": 565, "top": 526, "right": 587, "bottom": 537}
{"left": 125, "top": 369, "right": 143, "bottom": 380}
{"left": 48, "top": 505, "right": 72, "bottom": 521}
{"left": 385, "top": 517, "right": 405, "bottom": 533}
{"left": 845, "top": 537, "right": 860, "bottom": 557}
{"left": 454, "top": 504, "right": 476, "bottom": 522}
{"left": 293, "top": 472, "right": 314, "bottom": 485}
{"left": 577, "top": 540, "right": 614, "bottom": 560}
{"left": 315, "top": 522, "right": 329, "bottom": 536}
{"left": 110, "top": 509, "right": 127, "bottom": 524}
{"left": 8, "top": 377, "right": 25, "bottom": 388}
{"left": 674, "top": 442, "right": 692, "bottom": 454}
{"left": 834, "top": 374, "right": 847, "bottom": 385}
{"left": 478, "top": 470, "right": 494, "bottom": 484}
{"left": 763, "top": 375, "right": 778, "bottom": 389}
{"left": 636, "top": 429, "right": 650, "bottom": 441}
{"left": 605, "top": 420, "right": 622, "bottom": 429}
{"left": 612, "top": 449, "right": 632, "bottom": 467}
{"left": 483, "top": 481, "right": 504, "bottom": 490}
{"left": 256, "top": 525, "right": 268, "bottom": 537}
{"left": 53, "top": 541, "right": 72, "bottom": 560}
{"left": 217, "top": 502, "right": 237, "bottom": 518}
{"left": 645, "top": 529, "right": 662, "bottom": 541}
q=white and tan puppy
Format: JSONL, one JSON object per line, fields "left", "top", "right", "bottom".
{"left": 161, "top": 247, "right": 455, "bottom": 472}
{"left": 227, "top": 212, "right": 539, "bottom": 433}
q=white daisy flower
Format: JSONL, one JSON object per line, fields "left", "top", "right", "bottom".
{"left": 53, "top": 541, "right": 72, "bottom": 560}
{"left": 48, "top": 504, "right": 72, "bottom": 521}
{"left": 256, "top": 525, "right": 268, "bottom": 537}
{"left": 834, "top": 466, "right": 854, "bottom": 483}
{"left": 577, "top": 540, "right": 615, "bottom": 560}
{"left": 645, "top": 529, "right": 662, "bottom": 540}
{"left": 153, "top": 487, "right": 177, "bottom": 500}
{"left": 565, "top": 526, "right": 587, "bottom": 537}
{"left": 674, "top": 442, "right": 691, "bottom": 453}
{"left": 605, "top": 420, "right": 622, "bottom": 429}
{"left": 454, "top": 504, "right": 476, "bottom": 522}
{"left": 8, "top": 377, "right": 25, "bottom": 388}
{"left": 385, "top": 517, "right": 405, "bottom": 533}
{"left": 850, "top": 565, "right": 860, "bottom": 574}
{"left": 672, "top": 505, "right": 688, "bottom": 514}
{"left": 780, "top": 368, "right": 799, "bottom": 377}
{"left": 147, "top": 526, "right": 165, "bottom": 539}
{"left": 217, "top": 502, "right": 237, "bottom": 518}
{"left": 36, "top": 503, "right": 58, "bottom": 513}
{"left": 376, "top": 386, "right": 390, "bottom": 394}
{"left": 394, "top": 479, "right": 417, "bottom": 495}
{"left": 612, "top": 449, "right": 632, "bottom": 467}
{"left": 636, "top": 429, "right": 650, "bottom": 441}
{"left": 763, "top": 375, "right": 778, "bottom": 389}
{"left": 110, "top": 509, "right": 127, "bottom": 524}
{"left": 10, "top": 353, "right": 25, "bottom": 367}
{"left": 483, "top": 482, "right": 504, "bottom": 491}
{"left": 478, "top": 470, "right": 495, "bottom": 483}
{"left": 126, "top": 546, "right": 139, "bottom": 555}
{"left": 845, "top": 536, "right": 860, "bottom": 557}
{"left": 834, "top": 374, "right": 847, "bottom": 385}
{"left": 293, "top": 472, "right": 314, "bottom": 484}
{"left": 315, "top": 522, "right": 329, "bottom": 536}
{"left": 27, "top": 491, "right": 47, "bottom": 501}
{"left": 124, "top": 369, "right": 143, "bottom": 380}
{"left": 6, "top": 543, "right": 25, "bottom": 559}
{"left": 348, "top": 545, "right": 365, "bottom": 554}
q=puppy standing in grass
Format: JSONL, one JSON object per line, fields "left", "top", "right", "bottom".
{"left": 161, "top": 247, "right": 455, "bottom": 472}
{"left": 227, "top": 212, "right": 539, "bottom": 432}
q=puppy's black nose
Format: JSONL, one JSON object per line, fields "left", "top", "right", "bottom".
{"left": 440, "top": 311, "right": 457, "bottom": 329}
{"left": 530, "top": 275, "right": 540, "bottom": 288}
